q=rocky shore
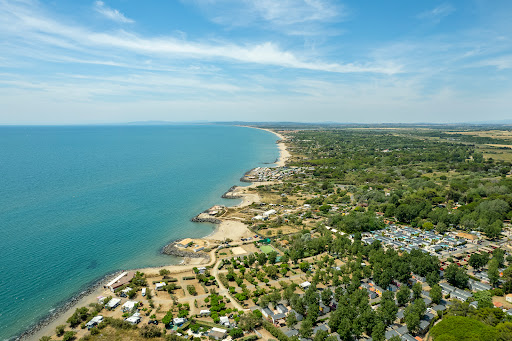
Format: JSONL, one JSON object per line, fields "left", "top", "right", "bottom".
{"left": 17, "top": 271, "right": 121, "bottom": 341}
{"left": 240, "top": 168, "right": 255, "bottom": 182}
{"left": 221, "top": 185, "right": 243, "bottom": 199}
{"left": 191, "top": 213, "right": 221, "bottom": 224}
{"left": 161, "top": 240, "right": 210, "bottom": 261}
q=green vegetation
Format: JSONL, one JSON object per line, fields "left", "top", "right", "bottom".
{"left": 430, "top": 316, "right": 498, "bottom": 341}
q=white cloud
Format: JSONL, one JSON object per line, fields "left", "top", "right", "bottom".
{"left": 476, "top": 55, "right": 512, "bottom": 70}
{"left": 418, "top": 3, "right": 455, "bottom": 22}
{"left": 94, "top": 1, "right": 134, "bottom": 24}
{"left": 0, "top": 0, "right": 398, "bottom": 74}
{"left": 189, "top": 0, "right": 345, "bottom": 36}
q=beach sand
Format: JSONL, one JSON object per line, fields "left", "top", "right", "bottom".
{"left": 271, "top": 131, "right": 291, "bottom": 167}
{"left": 242, "top": 126, "right": 290, "bottom": 167}
{"left": 28, "top": 286, "right": 110, "bottom": 341}
{"left": 24, "top": 126, "right": 288, "bottom": 341}
{"left": 206, "top": 219, "right": 253, "bottom": 241}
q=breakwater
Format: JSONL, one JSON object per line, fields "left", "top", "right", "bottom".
{"left": 161, "top": 239, "right": 210, "bottom": 260}
{"left": 240, "top": 168, "right": 255, "bottom": 182}
{"left": 221, "top": 185, "right": 243, "bottom": 199}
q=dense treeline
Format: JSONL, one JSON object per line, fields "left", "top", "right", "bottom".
{"left": 287, "top": 129, "right": 512, "bottom": 237}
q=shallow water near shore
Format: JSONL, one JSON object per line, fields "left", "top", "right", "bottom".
{"left": 0, "top": 124, "right": 279, "bottom": 340}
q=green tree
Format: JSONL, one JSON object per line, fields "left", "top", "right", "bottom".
{"left": 492, "top": 248, "right": 505, "bottom": 268}
{"left": 55, "top": 325, "right": 66, "bottom": 337}
{"left": 397, "top": 285, "right": 411, "bottom": 306}
{"left": 484, "top": 220, "right": 502, "bottom": 240}
{"left": 128, "top": 288, "right": 137, "bottom": 299}
{"left": 503, "top": 266, "right": 512, "bottom": 293}
{"left": 495, "top": 321, "right": 512, "bottom": 341}
{"left": 256, "top": 252, "right": 267, "bottom": 265}
{"left": 239, "top": 311, "right": 262, "bottom": 331}
{"left": 378, "top": 291, "right": 398, "bottom": 326}
{"left": 299, "top": 261, "right": 310, "bottom": 272}
{"left": 321, "top": 288, "right": 333, "bottom": 305}
{"left": 300, "top": 318, "right": 314, "bottom": 338}
{"left": 267, "top": 251, "right": 278, "bottom": 264}
{"left": 286, "top": 311, "right": 298, "bottom": 328}
{"left": 229, "top": 328, "right": 243, "bottom": 338}
{"left": 469, "top": 253, "right": 489, "bottom": 270}
{"left": 474, "top": 291, "right": 493, "bottom": 309}
{"left": 371, "top": 321, "right": 385, "bottom": 341}
{"left": 422, "top": 222, "right": 434, "bottom": 230}
{"left": 159, "top": 269, "right": 170, "bottom": 276}
{"left": 430, "top": 284, "right": 442, "bottom": 305}
{"left": 444, "top": 263, "right": 468, "bottom": 288}
{"left": 488, "top": 259, "right": 500, "bottom": 287}
{"left": 265, "top": 265, "right": 278, "bottom": 279}
{"left": 314, "top": 330, "right": 329, "bottom": 341}
{"left": 404, "top": 299, "right": 426, "bottom": 334}
{"left": 161, "top": 310, "right": 173, "bottom": 325}
{"left": 412, "top": 282, "right": 422, "bottom": 300}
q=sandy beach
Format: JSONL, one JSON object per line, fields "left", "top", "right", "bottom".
{"left": 206, "top": 219, "right": 253, "bottom": 241}
{"left": 28, "top": 285, "right": 111, "bottom": 341}
{"left": 24, "top": 126, "right": 288, "bottom": 341}
{"left": 270, "top": 131, "right": 291, "bottom": 167}
{"left": 242, "top": 126, "right": 291, "bottom": 167}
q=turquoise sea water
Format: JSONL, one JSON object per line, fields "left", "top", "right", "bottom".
{"left": 0, "top": 125, "right": 279, "bottom": 340}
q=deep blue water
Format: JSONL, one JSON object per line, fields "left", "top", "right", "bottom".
{"left": 0, "top": 125, "right": 279, "bottom": 340}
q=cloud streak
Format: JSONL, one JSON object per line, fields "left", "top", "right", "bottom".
{"left": 188, "top": 0, "right": 345, "bottom": 36}
{"left": 94, "top": 1, "right": 134, "bottom": 23}
{"left": 417, "top": 3, "right": 455, "bottom": 22}
{"left": 0, "top": 0, "right": 397, "bottom": 74}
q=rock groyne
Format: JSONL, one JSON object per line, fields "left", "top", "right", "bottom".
{"left": 240, "top": 168, "right": 255, "bottom": 182}
{"left": 191, "top": 213, "right": 221, "bottom": 224}
{"left": 221, "top": 185, "right": 243, "bottom": 199}
{"left": 161, "top": 240, "right": 210, "bottom": 261}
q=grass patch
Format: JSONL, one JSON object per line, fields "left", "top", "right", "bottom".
{"left": 259, "top": 245, "right": 275, "bottom": 254}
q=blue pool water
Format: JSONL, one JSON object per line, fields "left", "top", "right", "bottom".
{"left": 0, "top": 125, "right": 279, "bottom": 340}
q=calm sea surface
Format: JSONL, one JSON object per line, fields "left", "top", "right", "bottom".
{"left": 0, "top": 125, "right": 279, "bottom": 340}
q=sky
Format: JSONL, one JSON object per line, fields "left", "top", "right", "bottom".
{"left": 1, "top": 0, "right": 512, "bottom": 124}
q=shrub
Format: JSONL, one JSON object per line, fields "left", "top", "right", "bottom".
{"left": 103, "top": 317, "right": 137, "bottom": 330}
{"left": 62, "top": 331, "right": 76, "bottom": 341}
{"left": 55, "top": 325, "right": 66, "bottom": 337}
{"left": 187, "top": 285, "right": 198, "bottom": 296}
{"left": 128, "top": 288, "right": 137, "bottom": 299}
{"left": 159, "top": 269, "right": 171, "bottom": 276}
{"left": 140, "top": 325, "right": 163, "bottom": 338}
{"left": 162, "top": 310, "right": 173, "bottom": 325}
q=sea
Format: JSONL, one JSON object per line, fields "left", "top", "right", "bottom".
{"left": 0, "top": 125, "right": 280, "bottom": 340}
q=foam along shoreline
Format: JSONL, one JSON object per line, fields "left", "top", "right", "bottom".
{"left": 23, "top": 126, "right": 288, "bottom": 341}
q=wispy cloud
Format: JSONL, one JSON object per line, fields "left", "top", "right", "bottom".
{"left": 474, "top": 55, "right": 512, "bottom": 70}
{"left": 418, "top": 3, "right": 455, "bottom": 23}
{"left": 0, "top": 0, "right": 397, "bottom": 74}
{"left": 188, "top": 0, "right": 345, "bottom": 36}
{"left": 94, "top": 1, "right": 134, "bottom": 23}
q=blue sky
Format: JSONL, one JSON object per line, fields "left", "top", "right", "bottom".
{"left": 1, "top": 0, "right": 512, "bottom": 124}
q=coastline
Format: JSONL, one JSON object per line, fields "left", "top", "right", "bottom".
{"left": 23, "top": 126, "right": 289, "bottom": 341}
{"left": 239, "top": 126, "right": 290, "bottom": 167}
